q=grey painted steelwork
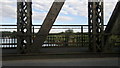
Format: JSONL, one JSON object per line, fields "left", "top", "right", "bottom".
{"left": 105, "top": 1, "right": 120, "bottom": 34}
{"left": 17, "top": 0, "right": 32, "bottom": 53}
{"left": 104, "top": 1, "right": 120, "bottom": 52}
{"left": 15, "top": 0, "right": 120, "bottom": 54}
{"left": 31, "top": 0, "right": 65, "bottom": 52}
{"left": 88, "top": 0, "right": 104, "bottom": 52}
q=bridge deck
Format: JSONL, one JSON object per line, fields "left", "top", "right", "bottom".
{"left": 3, "top": 52, "right": 119, "bottom": 61}
{"left": 2, "top": 58, "right": 119, "bottom": 66}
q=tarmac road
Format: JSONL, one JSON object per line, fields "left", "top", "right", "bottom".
{"left": 2, "top": 57, "right": 119, "bottom": 66}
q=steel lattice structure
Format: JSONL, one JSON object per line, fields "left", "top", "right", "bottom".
{"left": 88, "top": 0, "right": 104, "bottom": 52}
{"left": 17, "top": 0, "right": 32, "bottom": 53}
{"left": 17, "top": 0, "right": 105, "bottom": 53}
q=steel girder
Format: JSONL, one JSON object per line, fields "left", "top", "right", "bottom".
{"left": 88, "top": 0, "right": 104, "bottom": 52}
{"left": 17, "top": 0, "right": 105, "bottom": 53}
{"left": 17, "top": 0, "right": 65, "bottom": 53}
{"left": 17, "top": 0, "right": 32, "bottom": 53}
{"left": 31, "top": 0, "right": 65, "bottom": 52}
{"left": 104, "top": 1, "right": 120, "bottom": 52}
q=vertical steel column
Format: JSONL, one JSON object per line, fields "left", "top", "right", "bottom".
{"left": 17, "top": 0, "right": 32, "bottom": 53}
{"left": 88, "top": 0, "right": 104, "bottom": 52}
{"left": 81, "top": 26, "right": 84, "bottom": 47}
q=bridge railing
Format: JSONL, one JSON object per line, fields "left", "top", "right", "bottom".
{"left": 0, "top": 25, "right": 120, "bottom": 49}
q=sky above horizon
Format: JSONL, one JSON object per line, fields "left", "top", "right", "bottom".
{"left": 0, "top": 0, "right": 118, "bottom": 26}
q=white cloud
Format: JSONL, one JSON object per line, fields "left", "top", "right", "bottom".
{"left": 57, "top": 16, "right": 74, "bottom": 21}
{"left": 0, "top": 0, "right": 16, "bottom": 19}
{"left": 32, "top": 1, "right": 53, "bottom": 12}
{"left": 32, "top": 0, "right": 88, "bottom": 22}
{"left": 33, "top": 11, "right": 74, "bottom": 21}
{"left": 0, "top": 0, "right": 74, "bottom": 22}
{"left": 52, "top": 0, "right": 88, "bottom": 17}
{"left": 0, "top": 0, "right": 118, "bottom": 24}
{"left": 104, "top": 1, "right": 118, "bottom": 24}
{"left": 32, "top": 0, "right": 75, "bottom": 21}
{"left": 1, "top": 5, "right": 17, "bottom": 19}
{"left": 32, "top": 11, "right": 47, "bottom": 21}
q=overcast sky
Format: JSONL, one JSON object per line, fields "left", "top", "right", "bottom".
{"left": 0, "top": 0, "right": 118, "bottom": 25}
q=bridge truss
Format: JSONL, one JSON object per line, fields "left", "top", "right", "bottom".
{"left": 17, "top": 0, "right": 32, "bottom": 53}
{"left": 88, "top": 0, "right": 104, "bottom": 52}
{"left": 16, "top": 0, "right": 120, "bottom": 53}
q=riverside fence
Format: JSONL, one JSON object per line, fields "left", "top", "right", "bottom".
{"left": 0, "top": 25, "right": 120, "bottom": 51}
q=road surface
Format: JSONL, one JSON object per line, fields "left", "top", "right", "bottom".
{"left": 2, "top": 57, "right": 119, "bottom": 66}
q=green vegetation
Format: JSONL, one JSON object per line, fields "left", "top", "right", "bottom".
{"left": 1, "top": 30, "right": 120, "bottom": 47}
{"left": 110, "top": 35, "right": 120, "bottom": 46}
{"left": 46, "top": 29, "right": 89, "bottom": 47}
{"left": 0, "top": 31, "right": 17, "bottom": 38}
